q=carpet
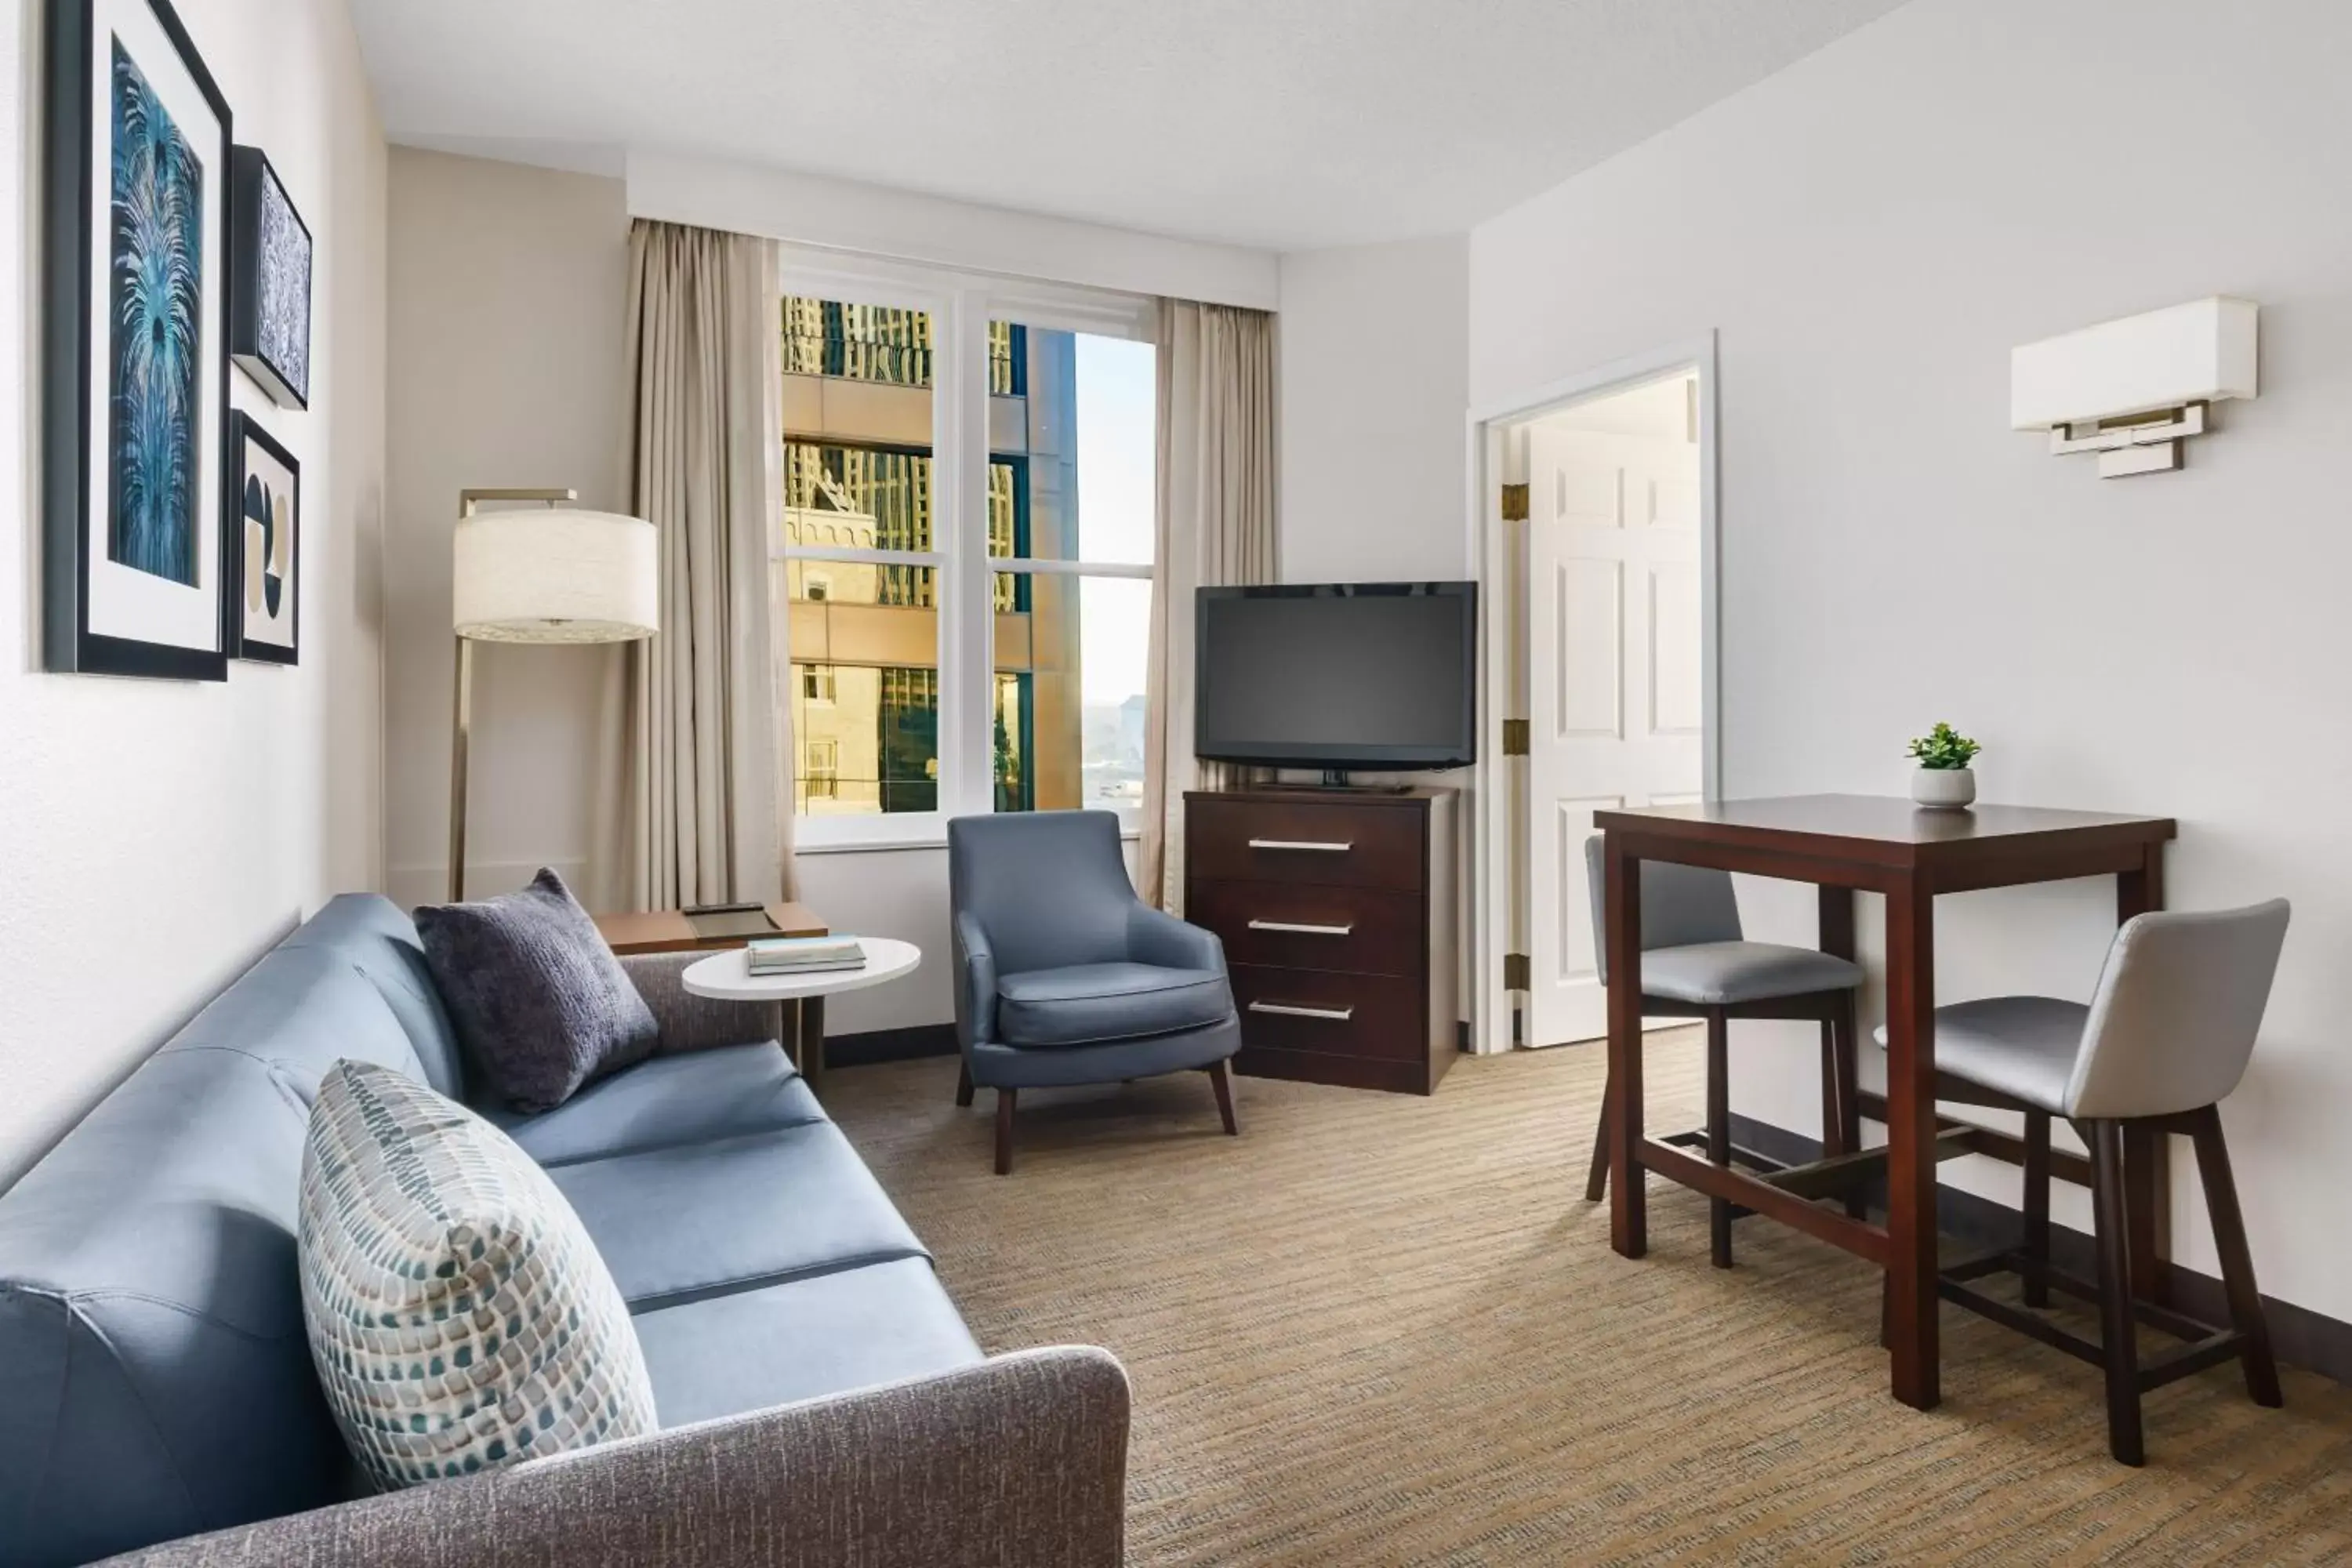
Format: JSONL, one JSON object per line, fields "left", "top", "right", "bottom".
{"left": 822, "top": 1031, "right": 2352, "bottom": 1565}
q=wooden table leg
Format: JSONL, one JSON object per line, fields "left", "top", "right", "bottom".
{"left": 2116, "top": 843, "right": 2170, "bottom": 1304}
{"left": 797, "top": 996, "right": 827, "bottom": 1091}
{"left": 1605, "top": 835, "right": 1646, "bottom": 1258}
{"left": 1883, "top": 873, "right": 1941, "bottom": 1410}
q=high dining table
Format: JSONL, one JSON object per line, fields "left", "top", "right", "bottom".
{"left": 1593, "top": 794, "right": 2176, "bottom": 1410}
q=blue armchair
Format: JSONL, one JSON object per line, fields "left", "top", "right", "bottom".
{"left": 949, "top": 811, "right": 1243, "bottom": 1173}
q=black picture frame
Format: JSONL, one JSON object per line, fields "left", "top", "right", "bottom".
{"left": 42, "top": 0, "right": 234, "bottom": 680}
{"left": 228, "top": 143, "right": 310, "bottom": 409}
{"left": 227, "top": 411, "right": 299, "bottom": 665}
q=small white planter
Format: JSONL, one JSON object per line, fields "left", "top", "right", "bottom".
{"left": 1911, "top": 768, "right": 1976, "bottom": 810}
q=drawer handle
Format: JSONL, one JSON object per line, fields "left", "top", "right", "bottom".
{"left": 1247, "top": 838, "right": 1353, "bottom": 853}
{"left": 1249, "top": 1000, "right": 1355, "bottom": 1022}
{"left": 1248, "top": 919, "right": 1356, "bottom": 936}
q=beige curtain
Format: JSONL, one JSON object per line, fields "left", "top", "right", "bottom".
{"left": 1138, "top": 299, "right": 1277, "bottom": 913}
{"left": 591, "top": 220, "right": 793, "bottom": 912}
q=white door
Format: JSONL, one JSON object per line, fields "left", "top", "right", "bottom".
{"left": 1524, "top": 421, "right": 1704, "bottom": 1047}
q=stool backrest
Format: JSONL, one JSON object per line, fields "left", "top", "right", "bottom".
{"left": 1583, "top": 834, "right": 1744, "bottom": 985}
{"left": 2067, "top": 898, "right": 2292, "bottom": 1120}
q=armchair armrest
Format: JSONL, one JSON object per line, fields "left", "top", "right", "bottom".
{"left": 1127, "top": 903, "right": 1225, "bottom": 975}
{"left": 621, "top": 951, "right": 780, "bottom": 1058}
{"left": 953, "top": 908, "right": 1000, "bottom": 1047}
{"left": 100, "top": 1347, "right": 1131, "bottom": 1568}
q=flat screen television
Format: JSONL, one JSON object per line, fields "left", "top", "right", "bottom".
{"left": 1194, "top": 582, "right": 1478, "bottom": 774}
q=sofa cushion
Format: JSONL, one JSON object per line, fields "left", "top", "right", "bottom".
{"left": 158, "top": 944, "right": 434, "bottom": 1099}
{"left": 415, "top": 868, "right": 659, "bottom": 1112}
{"left": 550, "top": 1120, "right": 927, "bottom": 1311}
{"left": 632, "top": 1258, "right": 982, "bottom": 1427}
{"left": 996, "top": 961, "right": 1233, "bottom": 1047}
{"left": 281, "top": 893, "right": 468, "bottom": 1096}
{"left": 484, "top": 1041, "right": 825, "bottom": 1167}
{"left": 300, "top": 1062, "right": 658, "bottom": 1489}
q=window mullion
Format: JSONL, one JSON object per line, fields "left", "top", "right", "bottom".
{"left": 940, "top": 288, "right": 995, "bottom": 820}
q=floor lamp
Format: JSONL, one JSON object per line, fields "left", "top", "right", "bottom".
{"left": 449, "top": 488, "right": 658, "bottom": 901}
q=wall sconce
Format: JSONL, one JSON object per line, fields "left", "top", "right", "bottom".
{"left": 2011, "top": 296, "right": 2258, "bottom": 477}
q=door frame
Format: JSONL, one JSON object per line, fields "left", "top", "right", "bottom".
{"left": 1462, "top": 333, "right": 1722, "bottom": 1055}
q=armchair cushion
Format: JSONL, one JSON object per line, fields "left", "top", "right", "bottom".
{"left": 996, "top": 962, "right": 1233, "bottom": 1048}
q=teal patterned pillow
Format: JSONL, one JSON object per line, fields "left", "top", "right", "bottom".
{"left": 299, "top": 1060, "right": 658, "bottom": 1489}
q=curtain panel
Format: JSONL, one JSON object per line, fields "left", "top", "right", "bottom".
{"left": 1138, "top": 298, "right": 1277, "bottom": 913}
{"left": 593, "top": 220, "right": 794, "bottom": 912}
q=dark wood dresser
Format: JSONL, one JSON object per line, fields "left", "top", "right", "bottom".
{"left": 1184, "top": 786, "right": 1458, "bottom": 1094}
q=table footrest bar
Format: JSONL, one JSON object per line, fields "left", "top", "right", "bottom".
{"left": 1637, "top": 1138, "right": 1889, "bottom": 1265}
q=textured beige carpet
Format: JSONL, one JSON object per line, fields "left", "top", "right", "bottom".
{"left": 824, "top": 1033, "right": 2352, "bottom": 1565}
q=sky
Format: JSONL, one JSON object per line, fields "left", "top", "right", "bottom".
{"left": 1071, "top": 332, "right": 1155, "bottom": 705}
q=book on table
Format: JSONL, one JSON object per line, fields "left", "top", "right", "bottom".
{"left": 746, "top": 936, "right": 866, "bottom": 976}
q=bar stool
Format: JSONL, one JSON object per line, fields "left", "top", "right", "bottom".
{"left": 1877, "top": 898, "right": 2290, "bottom": 1465}
{"left": 1581, "top": 835, "right": 1866, "bottom": 1266}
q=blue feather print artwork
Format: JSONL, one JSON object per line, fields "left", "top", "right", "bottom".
{"left": 107, "top": 39, "right": 205, "bottom": 586}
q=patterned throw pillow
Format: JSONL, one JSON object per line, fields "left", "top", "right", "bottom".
{"left": 299, "top": 1059, "right": 658, "bottom": 1489}
{"left": 414, "top": 866, "right": 658, "bottom": 1112}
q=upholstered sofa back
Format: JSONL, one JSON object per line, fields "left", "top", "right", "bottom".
{"left": 0, "top": 896, "right": 465, "bottom": 1568}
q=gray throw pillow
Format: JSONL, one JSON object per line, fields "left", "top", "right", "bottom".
{"left": 415, "top": 868, "right": 657, "bottom": 1112}
{"left": 300, "top": 1060, "right": 658, "bottom": 1488}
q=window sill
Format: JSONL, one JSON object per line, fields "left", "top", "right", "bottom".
{"left": 795, "top": 822, "right": 1142, "bottom": 855}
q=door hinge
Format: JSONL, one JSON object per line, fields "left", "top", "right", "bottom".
{"left": 1499, "top": 482, "right": 1529, "bottom": 522}
{"left": 1503, "top": 952, "right": 1530, "bottom": 991}
{"left": 1501, "top": 718, "right": 1530, "bottom": 756}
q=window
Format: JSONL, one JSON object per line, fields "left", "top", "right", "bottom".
{"left": 775, "top": 260, "right": 1155, "bottom": 846}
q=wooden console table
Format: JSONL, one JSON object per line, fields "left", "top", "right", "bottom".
{"left": 593, "top": 902, "right": 831, "bottom": 1084}
{"left": 1595, "top": 795, "right": 2176, "bottom": 1412}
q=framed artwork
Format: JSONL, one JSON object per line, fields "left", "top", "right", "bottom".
{"left": 228, "top": 412, "right": 298, "bottom": 663}
{"left": 228, "top": 144, "right": 310, "bottom": 409}
{"left": 41, "top": 0, "right": 232, "bottom": 680}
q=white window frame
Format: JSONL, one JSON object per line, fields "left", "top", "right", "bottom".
{"left": 776, "top": 248, "right": 1156, "bottom": 851}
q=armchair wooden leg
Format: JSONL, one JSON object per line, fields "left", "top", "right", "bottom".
{"left": 2088, "top": 1118, "right": 2147, "bottom": 1466}
{"left": 2022, "top": 1112, "right": 2052, "bottom": 1307}
{"left": 1584, "top": 1086, "right": 1611, "bottom": 1203}
{"left": 2190, "top": 1105, "right": 2283, "bottom": 1408}
{"left": 994, "top": 1089, "right": 1018, "bottom": 1176}
{"left": 1706, "top": 1008, "right": 1733, "bottom": 1269}
{"left": 956, "top": 1061, "right": 975, "bottom": 1108}
{"left": 1209, "top": 1059, "right": 1240, "bottom": 1135}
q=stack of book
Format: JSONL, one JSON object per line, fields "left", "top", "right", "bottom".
{"left": 746, "top": 936, "right": 866, "bottom": 977}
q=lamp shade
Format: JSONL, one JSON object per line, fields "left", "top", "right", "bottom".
{"left": 452, "top": 509, "right": 658, "bottom": 643}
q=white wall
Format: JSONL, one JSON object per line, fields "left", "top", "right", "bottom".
{"left": 1469, "top": 0, "right": 2352, "bottom": 1321}
{"left": 1278, "top": 235, "right": 1470, "bottom": 583}
{"left": 382, "top": 149, "right": 629, "bottom": 906}
{"left": 0, "top": 0, "right": 387, "bottom": 1186}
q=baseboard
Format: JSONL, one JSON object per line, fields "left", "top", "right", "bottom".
{"left": 826, "top": 1022, "right": 958, "bottom": 1069}
{"left": 1727, "top": 1113, "right": 2351, "bottom": 1387}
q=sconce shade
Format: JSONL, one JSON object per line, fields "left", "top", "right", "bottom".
{"left": 2010, "top": 296, "right": 2259, "bottom": 431}
{"left": 453, "top": 509, "right": 658, "bottom": 643}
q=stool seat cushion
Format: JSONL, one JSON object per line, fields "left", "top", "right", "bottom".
{"left": 1640, "top": 942, "right": 1864, "bottom": 1006}
{"left": 1874, "top": 996, "right": 2089, "bottom": 1114}
{"left": 996, "top": 962, "right": 1232, "bottom": 1048}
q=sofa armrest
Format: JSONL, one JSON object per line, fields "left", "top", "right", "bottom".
{"left": 621, "top": 951, "right": 782, "bottom": 1058}
{"left": 98, "top": 1347, "right": 1130, "bottom": 1568}
{"left": 953, "top": 908, "right": 999, "bottom": 1047}
{"left": 1127, "top": 903, "right": 1225, "bottom": 975}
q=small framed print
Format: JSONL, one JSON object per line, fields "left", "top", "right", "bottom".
{"left": 228, "top": 411, "right": 298, "bottom": 664}
{"left": 228, "top": 144, "right": 311, "bottom": 409}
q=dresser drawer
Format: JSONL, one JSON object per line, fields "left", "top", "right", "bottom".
{"left": 1229, "top": 964, "right": 1425, "bottom": 1063}
{"left": 1190, "top": 880, "right": 1423, "bottom": 978}
{"left": 1187, "top": 797, "right": 1425, "bottom": 891}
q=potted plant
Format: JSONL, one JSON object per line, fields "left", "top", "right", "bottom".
{"left": 1906, "top": 722, "right": 1981, "bottom": 809}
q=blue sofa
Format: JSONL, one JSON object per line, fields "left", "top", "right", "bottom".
{"left": 0, "top": 895, "right": 1127, "bottom": 1568}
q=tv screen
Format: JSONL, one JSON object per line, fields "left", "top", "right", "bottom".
{"left": 1194, "top": 583, "right": 1478, "bottom": 771}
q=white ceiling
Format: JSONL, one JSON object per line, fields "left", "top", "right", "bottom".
{"left": 350, "top": 0, "right": 1903, "bottom": 252}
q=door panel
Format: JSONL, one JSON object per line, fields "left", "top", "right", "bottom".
{"left": 1525, "top": 419, "right": 1705, "bottom": 1047}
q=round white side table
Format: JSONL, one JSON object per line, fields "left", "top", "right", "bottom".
{"left": 681, "top": 938, "right": 923, "bottom": 1087}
